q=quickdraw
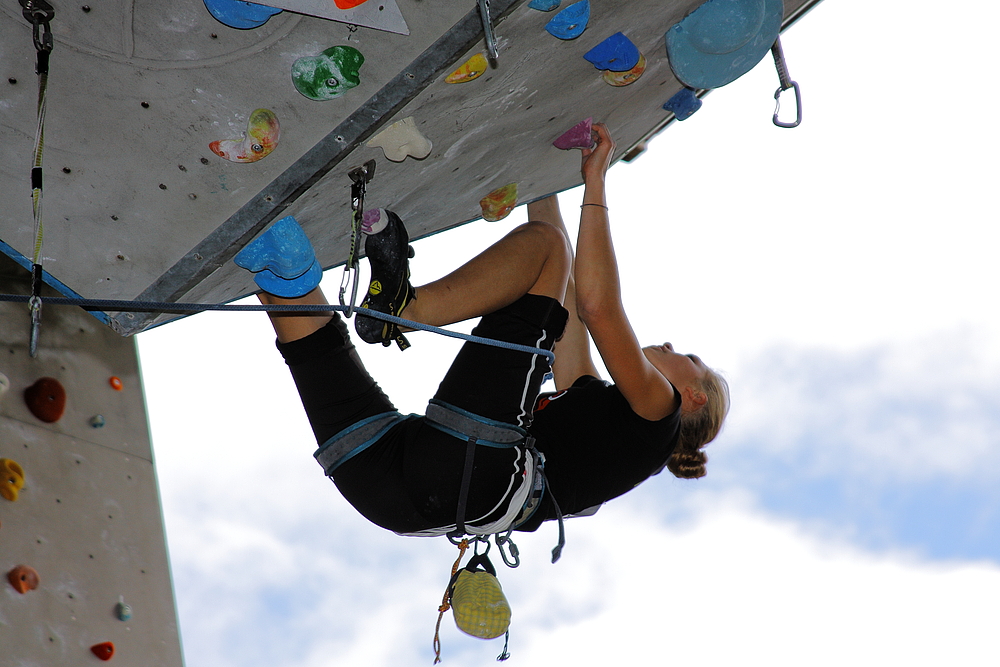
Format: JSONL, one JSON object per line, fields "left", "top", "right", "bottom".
{"left": 771, "top": 37, "right": 802, "bottom": 129}
{"left": 19, "top": 0, "right": 54, "bottom": 357}
{"left": 340, "top": 159, "right": 376, "bottom": 317}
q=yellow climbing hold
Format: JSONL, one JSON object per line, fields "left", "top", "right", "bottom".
{"left": 0, "top": 459, "right": 25, "bottom": 502}
{"left": 446, "top": 53, "right": 489, "bottom": 84}
{"left": 480, "top": 183, "right": 518, "bottom": 222}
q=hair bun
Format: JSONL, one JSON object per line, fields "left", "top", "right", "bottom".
{"left": 666, "top": 450, "right": 707, "bottom": 479}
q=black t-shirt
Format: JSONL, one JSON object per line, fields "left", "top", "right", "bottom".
{"left": 517, "top": 375, "right": 682, "bottom": 531}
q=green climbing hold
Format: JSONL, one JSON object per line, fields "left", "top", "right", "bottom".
{"left": 291, "top": 45, "right": 365, "bottom": 101}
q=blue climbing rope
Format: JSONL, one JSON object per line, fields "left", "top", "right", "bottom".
{"left": 0, "top": 293, "right": 556, "bottom": 364}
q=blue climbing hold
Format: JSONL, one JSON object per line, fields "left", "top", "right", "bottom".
{"left": 583, "top": 32, "right": 640, "bottom": 72}
{"left": 203, "top": 0, "right": 281, "bottom": 30}
{"left": 544, "top": 0, "right": 589, "bottom": 40}
{"left": 528, "top": 0, "right": 560, "bottom": 10}
{"left": 234, "top": 216, "right": 323, "bottom": 298}
{"left": 663, "top": 88, "right": 702, "bottom": 120}
{"left": 665, "top": 0, "right": 783, "bottom": 89}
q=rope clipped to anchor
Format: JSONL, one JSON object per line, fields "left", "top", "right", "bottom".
{"left": 20, "top": 0, "right": 54, "bottom": 357}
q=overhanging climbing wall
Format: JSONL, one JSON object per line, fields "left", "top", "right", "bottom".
{"left": 0, "top": 0, "right": 819, "bottom": 336}
{"left": 0, "top": 253, "right": 183, "bottom": 666}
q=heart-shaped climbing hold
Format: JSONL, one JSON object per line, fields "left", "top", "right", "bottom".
{"left": 24, "top": 377, "right": 66, "bottom": 423}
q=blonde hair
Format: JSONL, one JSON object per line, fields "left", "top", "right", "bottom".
{"left": 666, "top": 368, "right": 730, "bottom": 479}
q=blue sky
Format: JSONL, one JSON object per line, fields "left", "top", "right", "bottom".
{"left": 137, "top": 0, "right": 1000, "bottom": 665}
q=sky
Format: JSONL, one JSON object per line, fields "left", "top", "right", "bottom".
{"left": 137, "top": 1, "right": 1000, "bottom": 665}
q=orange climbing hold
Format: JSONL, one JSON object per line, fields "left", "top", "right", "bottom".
{"left": 91, "top": 642, "right": 115, "bottom": 661}
{"left": 0, "top": 458, "right": 26, "bottom": 501}
{"left": 24, "top": 377, "right": 66, "bottom": 423}
{"left": 479, "top": 184, "right": 518, "bottom": 222}
{"left": 109, "top": 376, "right": 124, "bottom": 391}
{"left": 7, "top": 565, "right": 40, "bottom": 594}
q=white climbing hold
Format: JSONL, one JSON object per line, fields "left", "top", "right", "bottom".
{"left": 366, "top": 117, "right": 432, "bottom": 162}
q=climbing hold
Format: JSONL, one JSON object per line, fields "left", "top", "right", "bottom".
{"left": 0, "top": 372, "right": 9, "bottom": 401}
{"left": 109, "top": 376, "right": 123, "bottom": 391}
{"left": 663, "top": 87, "right": 702, "bottom": 120}
{"left": 291, "top": 45, "right": 365, "bottom": 101}
{"left": 602, "top": 53, "right": 646, "bottom": 86}
{"left": 366, "top": 117, "right": 432, "bottom": 162}
{"left": 7, "top": 565, "right": 39, "bottom": 593}
{"left": 528, "top": 0, "right": 559, "bottom": 10}
{"left": 583, "top": 32, "right": 640, "bottom": 72}
{"left": 361, "top": 208, "right": 389, "bottom": 235}
{"left": 553, "top": 117, "right": 594, "bottom": 150}
{"left": 24, "top": 377, "right": 66, "bottom": 423}
{"left": 665, "top": 0, "right": 783, "bottom": 90}
{"left": 210, "top": 109, "right": 280, "bottom": 163}
{"left": 0, "top": 458, "right": 25, "bottom": 502}
{"left": 544, "top": 0, "right": 589, "bottom": 40}
{"left": 90, "top": 642, "right": 115, "bottom": 661}
{"left": 334, "top": 0, "right": 369, "bottom": 7}
{"left": 445, "top": 53, "right": 489, "bottom": 84}
{"left": 203, "top": 0, "right": 281, "bottom": 29}
{"left": 116, "top": 596, "right": 133, "bottom": 621}
{"left": 90, "top": 415, "right": 106, "bottom": 428}
{"left": 480, "top": 184, "right": 518, "bottom": 222}
{"left": 234, "top": 215, "right": 322, "bottom": 298}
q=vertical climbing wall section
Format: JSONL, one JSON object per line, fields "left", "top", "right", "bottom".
{"left": 0, "top": 253, "right": 182, "bottom": 666}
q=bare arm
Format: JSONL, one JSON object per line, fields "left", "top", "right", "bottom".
{"left": 573, "top": 124, "right": 678, "bottom": 420}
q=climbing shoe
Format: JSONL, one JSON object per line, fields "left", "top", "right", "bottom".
{"left": 354, "top": 209, "right": 415, "bottom": 350}
{"left": 234, "top": 215, "right": 322, "bottom": 298}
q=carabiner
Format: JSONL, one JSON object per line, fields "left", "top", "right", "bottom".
{"left": 21, "top": 0, "right": 54, "bottom": 53}
{"left": 495, "top": 531, "right": 520, "bottom": 568}
{"left": 773, "top": 81, "right": 802, "bottom": 128}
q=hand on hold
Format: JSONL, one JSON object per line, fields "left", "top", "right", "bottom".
{"left": 580, "top": 122, "right": 615, "bottom": 185}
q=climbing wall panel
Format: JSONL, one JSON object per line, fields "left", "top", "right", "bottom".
{"left": 0, "top": 254, "right": 182, "bottom": 666}
{"left": 0, "top": 0, "right": 818, "bottom": 335}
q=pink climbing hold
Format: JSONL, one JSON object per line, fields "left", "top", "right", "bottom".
{"left": 552, "top": 117, "right": 594, "bottom": 150}
{"left": 7, "top": 565, "right": 40, "bottom": 594}
{"left": 24, "top": 377, "right": 66, "bottom": 423}
{"left": 91, "top": 642, "right": 115, "bottom": 661}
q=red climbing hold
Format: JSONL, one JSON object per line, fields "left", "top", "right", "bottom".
{"left": 24, "top": 377, "right": 66, "bottom": 423}
{"left": 91, "top": 642, "right": 115, "bottom": 661}
{"left": 7, "top": 565, "right": 40, "bottom": 594}
{"left": 109, "top": 376, "right": 124, "bottom": 391}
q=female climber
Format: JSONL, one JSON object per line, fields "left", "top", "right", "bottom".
{"left": 235, "top": 123, "right": 729, "bottom": 547}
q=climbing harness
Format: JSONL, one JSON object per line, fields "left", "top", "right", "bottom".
{"left": 19, "top": 0, "right": 54, "bottom": 357}
{"left": 427, "top": 400, "right": 566, "bottom": 564}
{"left": 770, "top": 37, "right": 802, "bottom": 128}
{"left": 477, "top": 0, "right": 499, "bottom": 67}
{"left": 340, "top": 159, "right": 376, "bottom": 317}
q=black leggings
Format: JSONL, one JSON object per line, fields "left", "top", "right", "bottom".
{"left": 275, "top": 294, "right": 568, "bottom": 533}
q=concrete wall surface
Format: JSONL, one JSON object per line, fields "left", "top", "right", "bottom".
{"left": 0, "top": 253, "right": 183, "bottom": 667}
